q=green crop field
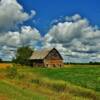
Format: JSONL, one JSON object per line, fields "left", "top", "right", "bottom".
{"left": 32, "top": 65, "right": 100, "bottom": 92}
{"left": 0, "top": 64, "right": 100, "bottom": 100}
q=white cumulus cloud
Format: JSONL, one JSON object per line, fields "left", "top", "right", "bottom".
{"left": 0, "top": 0, "right": 36, "bottom": 32}
{"left": 43, "top": 14, "right": 100, "bottom": 62}
{"left": 0, "top": 0, "right": 39, "bottom": 60}
{"left": 0, "top": 26, "right": 41, "bottom": 60}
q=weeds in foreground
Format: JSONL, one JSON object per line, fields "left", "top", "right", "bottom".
{"left": 5, "top": 66, "right": 18, "bottom": 79}
{"left": 1, "top": 65, "right": 100, "bottom": 100}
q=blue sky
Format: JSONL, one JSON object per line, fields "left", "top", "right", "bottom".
{"left": 17, "top": 0, "right": 100, "bottom": 35}
{"left": 0, "top": 0, "right": 100, "bottom": 62}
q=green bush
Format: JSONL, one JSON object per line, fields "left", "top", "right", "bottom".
{"left": 6, "top": 66, "right": 18, "bottom": 79}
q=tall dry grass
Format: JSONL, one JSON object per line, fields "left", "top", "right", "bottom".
{"left": 0, "top": 63, "right": 12, "bottom": 69}
{"left": 31, "top": 77, "right": 100, "bottom": 100}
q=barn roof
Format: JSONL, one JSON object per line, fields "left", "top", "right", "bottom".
{"left": 29, "top": 48, "right": 63, "bottom": 60}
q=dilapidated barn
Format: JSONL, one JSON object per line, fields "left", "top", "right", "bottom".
{"left": 29, "top": 48, "right": 63, "bottom": 67}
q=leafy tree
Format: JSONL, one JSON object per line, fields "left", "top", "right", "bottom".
{"left": 14, "top": 46, "right": 33, "bottom": 65}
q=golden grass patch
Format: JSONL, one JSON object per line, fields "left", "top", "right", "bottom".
{"left": 0, "top": 63, "right": 12, "bottom": 69}
{"left": 0, "top": 93, "right": 9, "bottom": 100}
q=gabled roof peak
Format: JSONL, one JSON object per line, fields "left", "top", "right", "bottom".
{"left": 29, "top": 48, "right": 62, "bottom": 60}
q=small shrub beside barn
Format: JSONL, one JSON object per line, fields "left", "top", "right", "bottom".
{"left": 29, "top": 48, "right": 63, "bottom": 67}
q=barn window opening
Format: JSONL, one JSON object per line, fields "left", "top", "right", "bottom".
{"left": 53, "top": 64, "right": 56, "bottom": 67}
{"left": 46, "top": 64, "right": 48, "bottom": 67}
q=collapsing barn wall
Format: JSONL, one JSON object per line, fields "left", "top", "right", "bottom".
{"left": 30, "top": 60, "right": 44, "bottom": 67}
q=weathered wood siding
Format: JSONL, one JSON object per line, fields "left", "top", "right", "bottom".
{"left": 44, "top": 59, "right": 63, "bottom": 67}
{"left": 44, "top": 49, "right": 63, "bottom": 67}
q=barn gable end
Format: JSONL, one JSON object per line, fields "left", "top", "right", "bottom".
{"left": 45, "top": 48, "right": 63, "bottom": 60}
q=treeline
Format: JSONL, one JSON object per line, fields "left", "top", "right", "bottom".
{"left": 64, "top": 62, "right": 100, "bottom": 65}
{"left": 0, "top": 59, "right": 11, "bottom": 63}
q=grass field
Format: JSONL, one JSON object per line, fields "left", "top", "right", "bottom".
{"left": 0, "top": 64, "right": 100, "bottom": 100}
